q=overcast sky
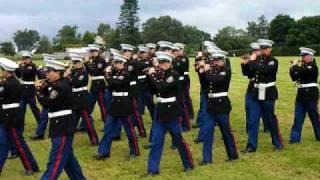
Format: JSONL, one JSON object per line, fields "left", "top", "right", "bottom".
{"left": 0, "top": 0, "right": 319, "bottom": 41}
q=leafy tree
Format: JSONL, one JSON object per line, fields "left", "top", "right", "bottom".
{"left": 38, "top": 35, "right": 53, "bottom": 53}
{"left": 13, "top": 29, "right": 40, "bottom": 51}
{"left": 269, "top": 14, "right": 295, "bottom": 44}
{"left": 117, "top": 0, "right": 141, "bottom": 45}
{"left": 82, "top": 31, "right": 95, "bottom": 45}
{"left": 0, "top": 42, "right": 16, "bottom": 56}
{"left": 54, "top": 25, "right": 81, "bottom": 50}
{"left": 214, "top": 26, "right": 251, "bottom": 50}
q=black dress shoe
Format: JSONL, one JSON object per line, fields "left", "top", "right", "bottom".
{"left": 95, "top": 154, "right": 110, "bottom": 160}
{"left": 8, "top": 154, "right": 18, "bottom": 159}
{"left": 30, "top": 134, "right": 44, "bottom": 140}
{"left": 184, "top": 167, "right": 194, "bottom": 173}
{"left": 193, "top": 139, "right": 203, "bottom": 144}
{"left": 241, "top": 147, "right": 255, "bottom": 154}
{"left": 226, "top": 157, "right": 239, "bottom": 162}
{"left": 146, "top": 171, "right": 159, "bottom": 176}
{"left": 128, "top": 154, "right": 140, "bottom": 160}
{"left": 25, "top": 170, "right": 34, "bottom": 176}
{"left": 112, "top": 136, "right": 121, "bottom": 141}
{"left": 273, "top": 146, "right": 284, "bottom": 151}
{"left": 143, "top": 143, "right": 152, "bottom": 149}
{"left": 198, "top": 161, "right": 212, "bottom": 166}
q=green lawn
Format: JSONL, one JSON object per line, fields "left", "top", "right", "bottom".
{"left": 2, "top": 57, "right": 320, "bottom": 180}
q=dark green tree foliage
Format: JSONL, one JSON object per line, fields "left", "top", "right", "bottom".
{"left": 53, "top": 25, "right": 81, "bottom": 50}
{"left": 37, "top": 35, "right": 53, "bottom": 53}
{"left": 82, "top": 31, "right": 95, "bottom": 45}
{"left": 13, "top": 29, "right": 40, "bottom": 51}
{"left": 0, "top": 42, "right": 16, "bottom": 56}
{"left": 214, "top": 26, "right": 251, "bottom": 50}
{"left": 117, "top": 0, "right": 141, "bottom": 45}
{"left": 269, "top": 14, "right": 295, "bottom": 44}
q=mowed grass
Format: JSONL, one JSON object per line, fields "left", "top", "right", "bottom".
{"left": 1, "top": 57, "right": 320, "bottom": 180}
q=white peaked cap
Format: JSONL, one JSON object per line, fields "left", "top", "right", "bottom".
{"left": 88, "top": 44, "right": 101, "bottom": 51}
{"left": 109, "top": 48, "right": 121, "bottom": 55}
{"left": 44, "top": 59, "right": 67, "bottom": 70}
{"left": 155, "top": 51, "right": 175, "bottom": 62}
{"left": 258, "top": 39, "right": 274, "bottom": 48}
{"left": 145, "top": 43, "right": 157, "bottom": 49}
{"left": 20, "top": 51, "right": 32, "bottom": 58}
{"left": 0, "top": 57, "right": 19, "bottom": 71}
{"left": 250, "top": 42, "right": 260, "bottom": 50}
{"left": 138, "top": 46, "right": 149, "bottom": 53}
{"left": 113, "top": 52, "right": 128, "bottom": 63}
{"left": 208, "top": 49, "right": 228, "bottom": 59}
{"left": 69, "top": 53, "right": 83, "bottom": 62}
{"left": 300, "top": 47, "right": 316, "bottom": 56}
{"left": 120, "top": 44, "right": 135, "bottom": 51}
{"left": 203, "top": 41, "right": 216, "bottom": 47}
{"left": 173, "top": 43, "right": 185, "bottom": 50}
{"left": 157, "top": 41, "right": 173, "bottom": 49}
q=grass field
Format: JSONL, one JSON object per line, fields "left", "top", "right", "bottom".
{"left": 1, "top": 57, "right": 320, "bottom": 180}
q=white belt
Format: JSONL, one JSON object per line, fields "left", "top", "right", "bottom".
{"left": 91, "top": 76, "right": 105, "bottom": 80}
{"left": 2, "top": 103, "right": 20, "bottom": 110}
{"left": 179, "top": 76, "right": 185, "bottom": 81}
{"left": 21, "top": 81, "right": 35, "bottom": 85}
{"left": 72, "top": 87, "right": 88, "bottom": 92}
{"left": 112, "top": 92, "right": 129, "bottom": 97}
{"left": 298, "top": 83, "right": 318, "bottom": 88}
{"left": 157, "top": 97, "right": 176, "bottom": 103}
{"left": 208, "top": 92, "right": 228, "bottom": 98}
{"left": 48, "top": 110, "right": 72, "bottom": 119}
{"left": 184, "top": 72, "right": 189, "bottom": 75}
{"left": 254, "top": 82, "right": 276, "bottom": 100}
{"left": 138, "top": 75, "right": 147, "bottom": 80}
{"left": 130, "top": 81, "right": 137, "bottom": 86}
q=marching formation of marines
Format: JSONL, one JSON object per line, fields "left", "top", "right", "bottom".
{"left": 0, "top": 38, "right": 318, "bottom": 178}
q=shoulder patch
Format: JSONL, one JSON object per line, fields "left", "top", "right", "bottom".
{"left": 50, "top": 90, "right": 58, "bottom": 99}
{"left": 219, "top": 71, "right": 226, "bottom": 76}
{"left": 78, "top": 75, "right": 84, "bottom": 81}
{"left": 128, "top": 65, "right": 134, "bottom": 71}
{"left": 268, "top": 61, "right": 275, "bottom": 66}
{"left": 166, "top": 76, "right": 174, "bottom": 83}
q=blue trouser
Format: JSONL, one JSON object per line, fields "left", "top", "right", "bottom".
{"left": 79, "top": 89, "right": 112, "bottom": 130}
{"left": 41, "top": 135, "right": 85, "bottom": 180}
{"left": 73, "top": 108, "right": 99, "bottom": 145}
{"left": 245, "top": 92, "right": 269, "bottom": 133}
{"left": 137, "top": 91, "right": 155, "bottom": 117}
{"left": 290, "top": 101, "right": 320, "bottom": 143}
{"left": 19, "top": 96, "right": 41, "bottom": 125}
{"left": 147, "top": 109, "right": 194, "bottom": 173}
{"left": 184, "top": 84, "right": 194, "bottom": 120}
{"left": 98, "top": 115, "right": 140, "bottom": 156}
{"left": 130, "top": 97, "right": 146, "bottom": 137}
{"left": 35, "top": 108, "right": 49, "bottom": 136}
{"left": 196, "top": 91, "right": 208, "bottom": 141}
{"left": 89, "top": 88, "right": 107, "bottom": 122}
{"left": 0, "top": 126, "right": 39, "bottom": 173}
{"left": 202, "top": 113, "right": 238, "bottom": 162}
{"left": 247, "top": 100, "right": 283, "bottom": 151}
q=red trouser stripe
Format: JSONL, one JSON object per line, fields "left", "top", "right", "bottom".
{"left": 98, "top": 91, "right": 107, "bottom": 121}
{"left": 132, "top": 98, "right": 145, "bottom": 136}
{"left": 127, "top": 117, "right": 140, "bottom": 155}
{"left": 181, "top": 138, "right": 194, "bottom": 167}
{"left": 11, "top": 128, "right": 32, "bottom": 171}
{"left": 50, "top": 136, "right": 66, "bottom": 180}
{"left": 83, "top": 109, "right": 97, "bottom": 145}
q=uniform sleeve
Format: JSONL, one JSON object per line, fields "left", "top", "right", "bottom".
{"left": 289, "top": 65, "right": 300, "bottom": 81}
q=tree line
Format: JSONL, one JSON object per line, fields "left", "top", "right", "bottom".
{"left": 0, "top": 0, "right": 319, "bottom": 56}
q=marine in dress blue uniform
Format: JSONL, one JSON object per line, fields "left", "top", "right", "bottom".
{"left": 199, "top": 49, "right": 239, "bottom": 165}
{"left": 147, "top": 51, "right": 194, "bottom": 176}
{"left": 0, "top": 58, "right": 39, "bottom": 176}
{"left": 97, "top": 52, "right": 140, "bottom": 159}
{"left": 289, "top": 47, "right": 320, "bottom": 143}
{"left": 243, "top": 39, "right": 284, "bottom": 153}
{"left": 37, "top": 59, "right": 85, "bottom": 180}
